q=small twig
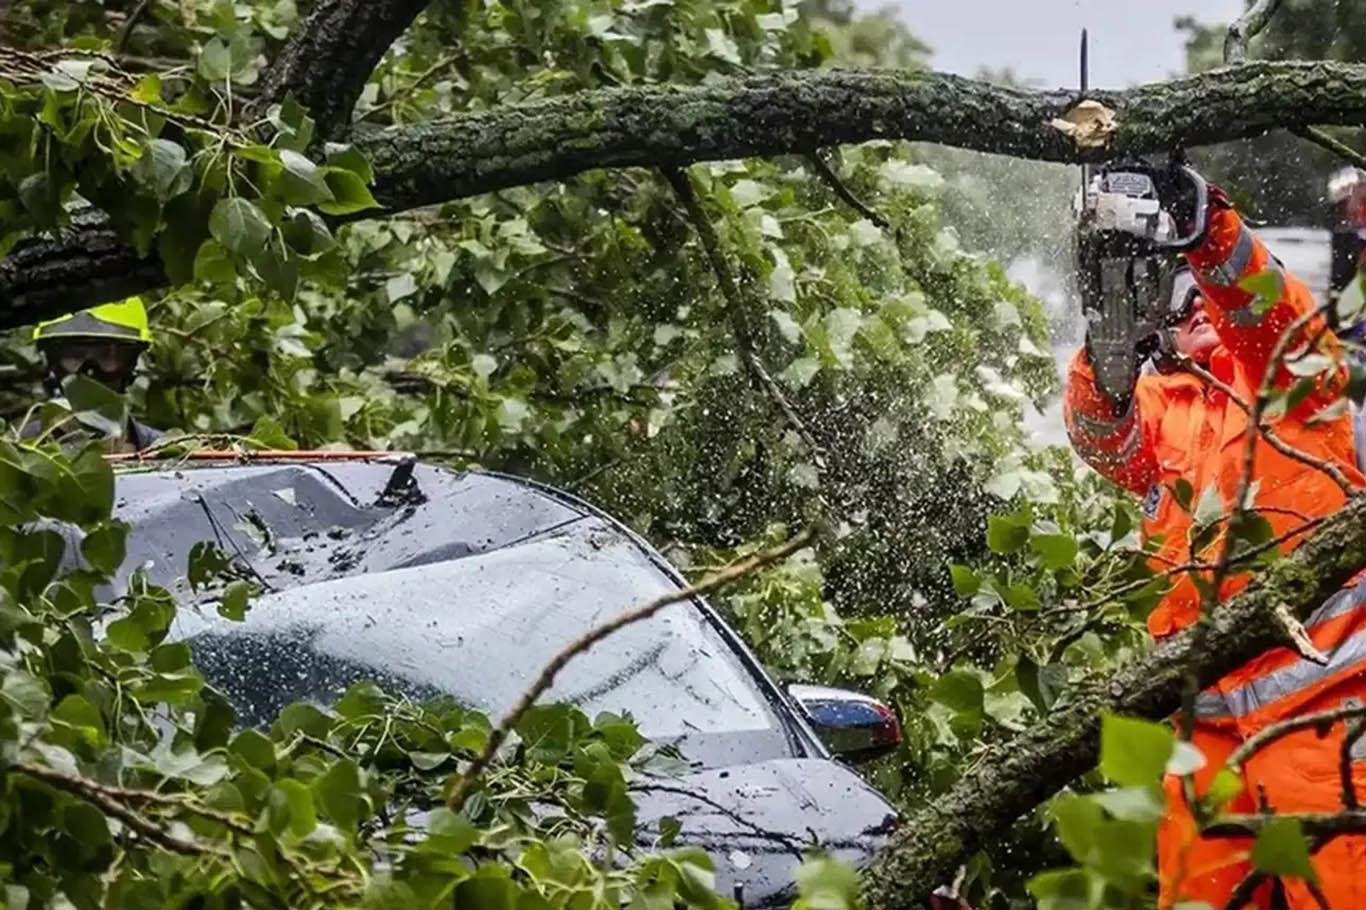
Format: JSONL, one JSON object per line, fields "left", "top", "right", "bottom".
{"left": 661, "top": 166, "right": 829, "bottom": 470}
{"left": 1226, "top": 704, "right": 1366, "bottom": 770}
{"left": 806, "top": 150, "right": 893, "bottom": 233}
{"left": 1341, "top": 717, "right": 1366, "bottom": 809}
{"left": 1224, "top": 0, "right": 1282, "bottom": 63}
{"left": 1273, "top": 602, "right": 1329, "bottom": 666}
{"left": 1224, "top": 870, "right": 1268, "bottom": 909}
{"left": 1175, "top": 354, "right": 1355, "bottom": 496}
{"left": 1206, "top": 808, "right": 1366, "bottom": 838}
{"left": 13, "top": 762, "right": 228, "bottom": 857}
{"left": 114, "top": 0, "right": 155, "bottom": 54}
{"left": 446, "top": 529, "right": 814, "bottom": 810}
{"left": 1291, "top": 125, "right": 1366, "bottom": 172}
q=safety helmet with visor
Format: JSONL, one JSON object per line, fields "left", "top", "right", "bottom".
{"left": 32, "top": 298, "right": 152, "bottom": 392}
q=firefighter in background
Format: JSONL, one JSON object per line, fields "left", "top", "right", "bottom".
{"left": 1327, "top": 166, "right": 1366, "bottom": 469}
{"left": 27, "top": 297, "right": 162, "bottom": 452}
{"left": 1065, "top": 163, "right": 1366, "bottom": 908}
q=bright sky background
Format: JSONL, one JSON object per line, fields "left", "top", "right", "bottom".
{"left": 863, "top": 0, "right": 1248, "bottom": 88}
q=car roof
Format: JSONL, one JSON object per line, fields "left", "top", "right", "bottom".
{"left": 110, "top": 455, "right": 595, "bottom": 601}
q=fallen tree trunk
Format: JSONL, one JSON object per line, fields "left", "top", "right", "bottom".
{"left": 861, "top": 494, "right": 1366, "bottom": 907}
{"left": 6, "top": 60, "right": 1366, "bottom": 326}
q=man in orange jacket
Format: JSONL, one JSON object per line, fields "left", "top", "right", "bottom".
{"left": 1064, "top": 164, "right": 1366, "bottom": 908}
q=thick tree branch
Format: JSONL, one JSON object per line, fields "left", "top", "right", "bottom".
{"left": 9, "top": 60, "right": 1366, "bottom": 326}
{"left": 862, "top": 495, "right": 1366, "bottom": 907}
{"left": 253, "top": 0, "right": 433, "bottom": 140}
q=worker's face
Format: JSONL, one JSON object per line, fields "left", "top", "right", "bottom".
{"left": 42, "top": 340, "right": 143, "bottom": 392}
{"left": 1171, "top": 296, "right": 1219, "bottom": 362}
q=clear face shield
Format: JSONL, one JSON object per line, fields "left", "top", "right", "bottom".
{"left": 1163, "top": 268, "right": 1200, "bottom": 329}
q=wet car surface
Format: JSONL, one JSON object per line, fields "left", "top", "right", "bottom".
{"left": 111, "top": 456, "right": 898, "bottom": 906}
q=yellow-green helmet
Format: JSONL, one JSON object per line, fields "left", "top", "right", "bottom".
{"left": 32, "top": 297, "right": 152, "bottom": 345}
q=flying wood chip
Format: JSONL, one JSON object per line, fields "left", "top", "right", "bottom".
{"left": 1050, "top": 99, "right": 1118, "bottom": 149}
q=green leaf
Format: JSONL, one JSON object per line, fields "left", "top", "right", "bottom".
{"left": 198, "top": 36, "right": 233, "bottom": 81}
{"left": 1347, "top": 360, "right": 1365, "bottom": 405}
{"left": 276, "top": 149, "right": 334, "bottom": 206}
{"left": 659, "top": 816, "right": 682, "bottom": 847}
{"left": 1237, "top": 268, "right": 1283, "bottom": 315}
{"left": 1192, "top": 484, "right": 1225, "bottom": 526}
{"left": 1093, "top": 785, "right": 1165, "bottom": 823}
{"left": 793, "top": 856, "right": 860, "bottom": 910}
{"left": 51, "top": 694, "right": 105, "bottom": 748}
{"left": 209, "top": 197, "right": 272, "bottom": 258}
{"left": 948, "top": 564, "right": 979, "bottom": 597}
{"left": 335, "top": 681, "right": 386, "bottom": 720}
{"left": 1030, "top": 533, "right": 1078, "bottom": 570}
{"left": 131, "top": 139, "right": 192, "bottom": 202}
{"left": 317, "top": 168, "right": 379, "bottom": 216}
{"left": 247, "top": 414, "right": 297, "bottom": 450}
{"left": 1204, "top": 767, "right": 1245, "bottom": 814}
{"left": 455, "top": 873, "right": 515, "bottom": 910}
{"left": 931, "top": 670, "right": 984, "bottom": 714}
{"left": 271, "top": 96, "right": 315, "bottom": 153}
{"left": 130, "top": 74, "right": 162, "bottom": 104}
{"left": 314, "top": 758, "right": 364, "bottom": 835}
{"left": 131, "top": 671, "right": 203, "bottom": 705}
{"left": 1251, "top": 817, "right": 1316, "bottom": 881}
{"left": 1171, "top": 478, "right": 1195, "bottom": 512}
{"left": 1099, "top": 714, "right": 1174, "bottom": 786}
{"left": 324, "top": 143, "right": 373, "bottom": 184}
{"left": 272, "top": 779, "right": 316, "bottom": 838}
{"left": 217, "top": 581, "right": 253, "bottom": 621}
{"left": 1027, "top": 867, "right": 1093, "bottom": 910}
{"left": 187, "top": 541, "right": 230, "bottom": 590}
{"left": 62, "top": 374, "right": 128, "bottom": 437}
{"left": 986, "top": 514, "right": 1029, "bottom": 554}
{"left": 80, "top": 521, "right": 127, "bottom": 576}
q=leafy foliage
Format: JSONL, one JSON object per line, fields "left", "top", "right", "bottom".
{"left": 0, "top": 432, "right": 762, "bottom": 908}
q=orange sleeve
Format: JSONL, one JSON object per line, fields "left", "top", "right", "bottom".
{"left": 1185, "top": 208, "right": 1342, "bottom": 394}
{"left": 1063, "top": 348, "right": 1161, "bottom": 496}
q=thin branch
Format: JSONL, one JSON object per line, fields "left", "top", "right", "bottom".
{"left": 1175, "top": 354, "right": 1355, "bottom": 495}
{"left": 12, "top": 762, "right": 228, "bottom": 857}
{"left": 1291, "top": 125, "right": 1366, "bottom": 171}
{"left": 1342, "top": 716, "right": 1366, "bottom": 809}
{"left": 113, "top": 0, "right": 155, "bottom": 54}
{"left": 1225, "top": 0, "right": 1283, "bottom": 63}
{"left": 1226, "top": 704, "right": 1366, "bottom": 771}
{"left": 661, "top": 166, "right": 828, "bottom": 468}
{"left": 1206, "top": 808, "right": 1366, "bottom": 839}
{"left": 806, "top": 151, "right": 893, "bottom": 233}
{"left": 446, "top": 528, "right": 814, "bottom": 810}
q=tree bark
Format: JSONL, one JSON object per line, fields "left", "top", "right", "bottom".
{"left": 861, "top": 495, "right": 1366, "bottom": 907}
{"left": 6, "top": 60, "right": 1366, "bottom": 326}
{"left": 253, "top": 0, "right": 433, "bottom": 140}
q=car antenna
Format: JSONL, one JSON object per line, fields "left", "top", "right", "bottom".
{"left": 375, "top": 453, "right": 426, "bottom": 507}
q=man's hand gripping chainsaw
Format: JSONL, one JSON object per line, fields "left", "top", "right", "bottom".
{"left": 1075, "top": 161, "right": 1212, "bottom": 407}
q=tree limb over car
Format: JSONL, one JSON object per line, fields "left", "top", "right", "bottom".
{"left": 6, "top": 59, "right": 1366, "bottom": 325}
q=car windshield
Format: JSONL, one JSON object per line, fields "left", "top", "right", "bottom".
{"left": 170, "top": 517, "right": 792, "bottom": 768}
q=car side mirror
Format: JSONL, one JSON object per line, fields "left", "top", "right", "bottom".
{"left": 786, "top": 683, "right": 903, "bottom": 764}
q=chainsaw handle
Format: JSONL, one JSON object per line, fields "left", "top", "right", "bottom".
{"left": 1159, "top": 164, "right": 1209, "bottom": 252}
{"left": 1092, "top": 161, "right": 1210, "bottom": 253}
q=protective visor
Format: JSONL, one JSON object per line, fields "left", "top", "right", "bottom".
{"left": 48, "top": 341, "right": 142, "bottom": 377}
{"left": 1164, "top": 268, "right": 1200, "bottom": 327}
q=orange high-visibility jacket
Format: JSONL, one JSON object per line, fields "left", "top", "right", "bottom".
{"left": 1064, "top": 206, "right": 1366, "bottom": 908}
{"left": 1065, "top": 206, "right": 1364, "bottom": 639}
